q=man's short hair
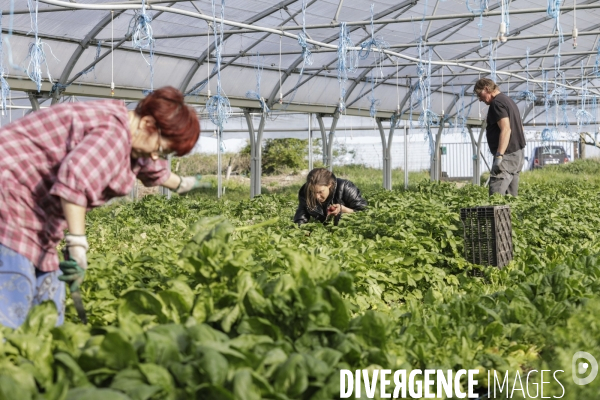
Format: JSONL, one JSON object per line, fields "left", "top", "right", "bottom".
{"left": 474, "top": 78, "right": 499, "bottom": 95}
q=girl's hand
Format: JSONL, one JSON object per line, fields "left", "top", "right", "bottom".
{"left": 327, "top": 204, "right": 342, "bottom": 216}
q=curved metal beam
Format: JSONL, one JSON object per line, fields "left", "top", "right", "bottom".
{"left": 51, "top": 10, "right": 125, "bottom": 104}
{"left": 266, "top": 0, "right": 416, "bottom": 109}
{"left": 178, "top": 0, "right": 300, "bottom": 93}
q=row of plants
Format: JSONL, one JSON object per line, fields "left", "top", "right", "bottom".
{"left": 1, "top": 162, "right": 600, "bottom": 399}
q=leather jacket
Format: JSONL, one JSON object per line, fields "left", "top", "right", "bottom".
{"left": 293, "top": 176, "right": 368, "bottom": 226}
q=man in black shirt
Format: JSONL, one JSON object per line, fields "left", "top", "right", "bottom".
{"left": 474, "top": 78, "right": 526, "bottom": 196}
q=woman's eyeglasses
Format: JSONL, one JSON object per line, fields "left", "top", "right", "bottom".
{"left": 155, "top": 128, "right": 174, "bottom": 159}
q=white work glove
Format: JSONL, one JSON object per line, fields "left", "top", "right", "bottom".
{"left": 175, "top": 174, "right": 211, "bottom": 194}
{"left": 64, "top": 234, "right": 89, "bottom": 270}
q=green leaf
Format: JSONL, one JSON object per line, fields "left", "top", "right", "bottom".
{"left": 18, "top": 301, "right": 58, "bottom": 336}
{"left": 232, "top": 369, "right": 262, "bottom": 400}
{"left": 196, "top": 348, "right": 229, "bottom": 386}
{"left": 139, "top": 363, "right": 175, "bottom": 399}
{"left": 273, "top": 353, "right": 308, "bottom": 398}
{"left": 97, "top": 332, "right": 139, "bottom": 370}
{"left": 118, "top": 289, "right": 168, "bottom": 324}
{"left": 110, "top": 368, "right": 160, "bottom": 400}
{"left": 67, "top": 387, "right": 132, "bottom": 400}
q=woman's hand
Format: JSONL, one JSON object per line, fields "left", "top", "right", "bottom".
{"left": 327, "top": 204, "right": 342, "bottom": 216}
{"left": 328, "top": 204, "right": 354, "bottom": 216}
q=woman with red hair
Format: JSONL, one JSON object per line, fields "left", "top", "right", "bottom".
{"left": 0, "top": 86, "right": 201, "bottom": 328}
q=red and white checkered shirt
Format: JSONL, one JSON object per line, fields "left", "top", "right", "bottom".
{"left": 0, "top": 100, "right": 170, "bottom": 272}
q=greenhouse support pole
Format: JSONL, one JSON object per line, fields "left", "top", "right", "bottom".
{"left": 243, "top": 110, "right": 265, "bottom": 198}
{"left": 404, "top": 123, "right": 408, "bottom": 190}
{"left": 316, "top": 113, "right": 339, "bottom": 172}
{"left": 217, "top": 129, "right": 222, "bottom": 199}
{"left": 328, "top": 111, "right": 340, "bottom": 172}
{"left": 308, "top": 113, "right": 313, "bottom": 171}
{"left": 244, "top": 110, "right": 257, "bottom": 198}
{"left": 316, "top": 114, "right": 328, "bottom": 167}
{"left": 376, "top": 117, "right": 395, "bottom": 190}
{"left": 477, "top": 121, "right": 487, "bottom": 178}
{"left": 254, "top": 113, "right": 266, "bottom": 197}
{"left": 27, "top": 92, "right": 41, "bottom": 112}
{"left": 467, "top": 126, "right": 479, "bottom": 185}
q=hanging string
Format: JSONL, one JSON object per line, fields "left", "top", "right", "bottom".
{"left": 52, "top": 39, "right": 103, "bottom": 96}
{"left": 441, "top": 66, "right": 444, "bottom": 124}
{"left": 455, "top": 85, "right": 469, "bottom": 134}
{"left": 514, "top": 47, "right": 537, "bottom": 104}
{"left": 337, "top": 22, "right": 358, "bottom": 112}
{"left": 558, "top": 69, "right": 569, "bottom": 133}
{"left": 186, "top": 24, "right": 214, "bottom": 97}
{"left": 417, "top": 48, "right": 439, "bottom": 128}
{"left": 418, "top": 48, "right": 439, "bottom": 154}
{"left": 0, "top": 11, "right": 10, "bottom": 114}
{"left": 245, "top": 53, "right": 270, "bottom": 114}
{"left": 575, "top": 62, "right": 593, "bottom": 132}
{"left": 541, "top": 70, "right": 557, "bottom": 141}
{"left": 591, "top": 95, "right": 598, "bottom": 127}
{"left": 547, "top": 0, "right": 564, "bottom": 45}
{"left": 278, "top": 34, "right": 283, "bottom": 104}
{"left": 358, "top": 4, "right": 389, "bottom": 66}
{"left": 284, "top": 0, "right": 312, "bottom": 107}
{"left": 368, "top": 72, "right": 380, "bottom": 117}
{"left": 499, "top": 0, "right": 509, "bottom": 42}
{"left": 572, "top": 0, "right": 578, "bottom": 49}
{"left": 80, "top": 41, "right": 102, "bottom": 79}
{"left": 128, "top": 0, "right": 155, "bottom": 93}
{"left": 26, "top": 0, "right": 57, "bottom": 92}
{"left": 466, "top": 0, "right": 489, "bottom": 47}
{"left": 205, "top": 0, "right": 231, "bottom": 131}
{"left": 488, "top": 38, "right": 497, "bottom": 82}
{"left": 396, "top": 59, "right": 400, "bottom": 114}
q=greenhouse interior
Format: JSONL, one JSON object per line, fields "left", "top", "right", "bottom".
{"left": 2, "top": 0, "right": 600, "bottom": 398}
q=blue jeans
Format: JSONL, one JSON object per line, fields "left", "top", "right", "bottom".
{"left": 0, "top": 244, "right": 65, "bottom": 329}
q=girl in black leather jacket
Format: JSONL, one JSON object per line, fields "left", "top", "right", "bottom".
{"left": 293, "top": 168, "right": 367, "bottom": 226}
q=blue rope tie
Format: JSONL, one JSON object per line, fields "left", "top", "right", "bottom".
{"left": 128, "top": 0, "right": 155, "bottom": 92}
{"left": 26, "top": 0, "right": 57, "bottom": 92}
{"left": 368, "top": 73, "right": 380, "bottom": 118}
{"left": 80, "top": 41, "right": 103, "bottom": 79}
{"left": 358, "top": 4, "right": 389, "bottom": 60}
{"left": 514, "top": 48, "right": 537, "bottom": 103}
{"left": 417, "top": 47, "right": 439, "bottom": 130}
{"left": 206, "top": 0, "right": 231, "bottom": 131}
{"left": 129, "top": 0, "right": 154, "bottom": 50}
{"left": 466, "top": 0, "right": 489, "bottom": 47}
{"left": 245, "top": 53, "right": 270, "bottom": 114}
{"left": 541, "top": 70, "right": 558, "bottom": 142}
{"left": 337, "top": 22, "right": 358, "bottom": 112}
{"left": 575, "top": 63, "right": 593, "bottom": 131}
{"left": 283, "top": 0, "right": 312, "bottom": 108}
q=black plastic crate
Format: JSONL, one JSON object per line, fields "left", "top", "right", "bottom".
{"left": 460, "top": 205, "right": 513, "bottom": 268}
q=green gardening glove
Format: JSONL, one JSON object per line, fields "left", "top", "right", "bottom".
{"left": 58, "top": 259, "right": 86, "bottom": 293}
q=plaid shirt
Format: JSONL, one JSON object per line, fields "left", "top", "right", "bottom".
{"left": 0, "top": 100, "right": 170, "bottom": 272}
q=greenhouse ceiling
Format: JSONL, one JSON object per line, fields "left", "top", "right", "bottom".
{"left": 2, "top": 0, "right": 600, "bottom": 126}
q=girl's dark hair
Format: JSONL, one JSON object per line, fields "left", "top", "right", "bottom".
{"left": 135, "top": 86, "right": 200, "bottom": 156}
{"left": 305, "top": 168, "right": 335, "bottom": 209}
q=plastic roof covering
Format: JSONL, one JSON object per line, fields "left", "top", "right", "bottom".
{"left": 3, "top": 0, "right": 600, "bottom": 127}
